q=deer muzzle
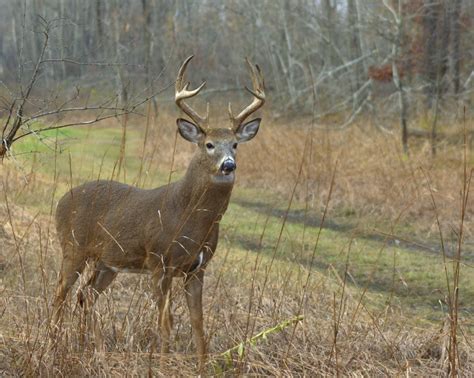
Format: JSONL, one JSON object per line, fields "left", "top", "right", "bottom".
{"left": 221, "top": 158, "right": 236, "bottom": 175}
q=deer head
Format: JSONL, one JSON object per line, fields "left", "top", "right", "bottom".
{"left": 175, "top": 56, "right": 265, "bottom": 183}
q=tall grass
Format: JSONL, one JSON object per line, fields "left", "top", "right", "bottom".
{"left": 0, "top": 108, "right": 472, "bottom": 375}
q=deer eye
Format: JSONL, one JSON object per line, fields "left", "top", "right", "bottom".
{"left": 206, "top": 142, "right": 214, "bottom": 149}
{"left": 233, "top": 143, "right": 238, "bottom": 149}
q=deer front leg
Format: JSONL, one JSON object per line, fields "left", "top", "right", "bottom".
{"left": 184, "top": 269, "right": 207, "bottom": 371}
{"left": 152, "top": 268, "right": 173, "bottom": 361}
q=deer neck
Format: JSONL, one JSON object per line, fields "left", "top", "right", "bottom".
{"left": 174, "top": 155, "right": 234, "bottom": 216}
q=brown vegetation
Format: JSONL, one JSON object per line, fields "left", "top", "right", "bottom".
{"left": 0, "top": 111, "right": 472, "bottom": 375}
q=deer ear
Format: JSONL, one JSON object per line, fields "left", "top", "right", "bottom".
{"left": 235, "top": 118, "right": 260, "bottom": 143}
{"left": 177, "top": 118, "right": 205, "bottom": 143}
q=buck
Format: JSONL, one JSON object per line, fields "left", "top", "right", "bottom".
{"left": 51, "top": 56, "right": 265, "bottom": 369}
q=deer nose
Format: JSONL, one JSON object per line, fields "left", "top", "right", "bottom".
{"left": 221, "top": 159, "right": 236, "bottom": 174}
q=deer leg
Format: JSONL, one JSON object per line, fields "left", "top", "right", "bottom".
{"left": 153, "top": 268, "right": 173, "bottom": 359}
{"left": 184, "top": 270, "right": 206, "bottom": 371}
{"left": 52, "top": 250, "right": 87, "bottom": 326}
{"left": 77, "top": 261, "right": 118, "bottom": 308}
{"left": 74, "top": 261, "right": 117, "bottom": 351}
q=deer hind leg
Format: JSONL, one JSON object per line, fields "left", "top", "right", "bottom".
{"left": 77, "top": 261, "right": 118, "bottom": 308}
{"left": 152, "top": 268, "right": 173, "bottom": 360}
{"left": 52, "top": 247, "right": 88, "bottom": 326}
{"left": 184, "top": 270, "right": 207, "bottom": 371}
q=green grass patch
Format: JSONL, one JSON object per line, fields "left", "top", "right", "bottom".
{"left": 221, "top": 201, "right": 474, "bottom": 327}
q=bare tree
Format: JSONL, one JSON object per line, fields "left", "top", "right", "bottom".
{"left": 383, "top": 0, "right": 409, "bottom": 153}
{"left": 0, "top": 0, "right": 472, "bottom": 152}
{"left": 0, "top": 15, "right": 163, "bottom": 160}
{"left": 450, "top": 0, "right": 462, "bottom": 96}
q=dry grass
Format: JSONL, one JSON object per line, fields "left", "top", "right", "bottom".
{"left": 237, "top": 117, "right": 474, "bottom": 243}
{"left": 0, "top": 110, "right": 473, "bottom": 375}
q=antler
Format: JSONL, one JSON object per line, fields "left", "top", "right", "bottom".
{"left": 175, "top": 55, "right": 209, "bottom": 126}
{"left": 228, "top": 58, "right": 265, "bottom": 129}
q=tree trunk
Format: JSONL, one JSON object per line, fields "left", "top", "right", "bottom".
{"left": 58, "top": 0, "right": 66, "bottom": 80}
{"left": 142, "top": 0, "right": 159, "bottom": 117}
{"left": 112, "top": 3, "right": 128, "bottom": 178}
{"left": 323, "top": 0, "right": 338, "bottom": 68}
{"left": 347, "top": 0, "right": 364, "bottom": 92}
{"left": 422, "top": 0, "right": 440, "bottom": 109}
{"left": 388, "top": 0, "right": 409, "bottom": 154}
{"left": 450, "top": 0, "right": 462, "bottom": 95}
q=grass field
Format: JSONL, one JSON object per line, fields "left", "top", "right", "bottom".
{"left": 0, "top": 109, "right": 473, "bottom": 375}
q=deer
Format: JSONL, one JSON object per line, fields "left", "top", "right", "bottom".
{"left": 51, "top": 56, "right": 265, "bottom": 370}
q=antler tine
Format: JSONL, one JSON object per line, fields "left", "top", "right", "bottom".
{"left": 175, "top": 55, "right": 208, "bottom": 126}
{"left": 227, "top": 102, "right": 233, "bottom": 122}
{"left": 247, "top": 57, "right": 260, "bottom": 92}
{"left": 229, "top": 57, "right": 265, "bottom": 129}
